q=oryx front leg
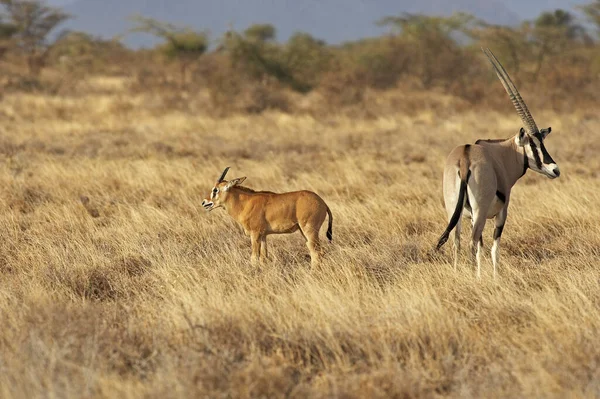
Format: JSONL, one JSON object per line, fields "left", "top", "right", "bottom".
{"left": 491, "top": 207, "right": 507, "bottom": 279}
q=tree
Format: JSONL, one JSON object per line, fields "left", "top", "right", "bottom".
{"left": 283, "top": 32, "right": 330, "bottom": 91}
{"left": 50, "top": 30, "right": 126, "bottom": 72}
{"left": 129, "top": 15, "right": 208, "bottom": 85}
{"left": 580, "top": 0, "right": 600, "bottom": 38}
{"left": 0, "top": 0, "right": 70, "bottom": 75}
{"left": 0, "top": 13, "right": 16, "bottom": 59}
{"left": 219, "top": 26, "right": 303, "bottom": 90}
{"left": 377, "top": 12, "right": 476, "bottom": 88}
{"left": 244, "top": 23, "right": 275, "bottom": 42}
{"left": 529, "top": 9, "right": 585, "bottom": 82}
{"left": 470, "top": 23, "right": 529, "bottom": 79}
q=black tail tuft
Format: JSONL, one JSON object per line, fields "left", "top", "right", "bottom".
{"left": 436, "top": 178, "right": 469, "bottom": 250}
{"left": 436, "top": 230, "right": 451, "bottom": 251}
{"left": 326, "top": 207, "right": 333, "bottom": 242}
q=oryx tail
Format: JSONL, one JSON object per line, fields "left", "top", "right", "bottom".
{"left": 436, "top": 145, "right": 471, "bottom": 250}
{"left": 326, "top": 207, "right": 333, "bottom": 242}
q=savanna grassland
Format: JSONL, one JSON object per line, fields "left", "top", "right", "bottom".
{"left": 1, "top": 79, "right": 600, "bottom": 399}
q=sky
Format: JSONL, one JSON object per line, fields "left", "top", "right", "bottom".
{"left": 43, "top": 0, "right": 593, "bottom": 48}
{"left": 47, "top": 0, "right": 589, "bottom": 19}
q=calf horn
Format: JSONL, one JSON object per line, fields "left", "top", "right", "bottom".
{"left": 217, "top": 167, "right": 230, "bottom": 183}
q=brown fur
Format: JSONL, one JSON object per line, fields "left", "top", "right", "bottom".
{"left": 203, "top": 178, "right": 333, "bottom": 266}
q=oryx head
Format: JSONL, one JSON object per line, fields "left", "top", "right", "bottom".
{"left": 201, "top": 167, "right": 247, "bottom": 211}
{"left": 483, "top": 48, "right": 560, "bottom": 179}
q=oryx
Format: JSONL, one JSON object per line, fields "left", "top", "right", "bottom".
{"left": 436, "top": 48, "right": 560, "bottom": 278}
{"left": 202, "top": 167, "right": 333, "bottom": 266}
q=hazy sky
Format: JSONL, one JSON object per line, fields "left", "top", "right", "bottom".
{"left": 44, "top": 0, "right": 593, "bottom": 48}
{"left": 47, "top": 0, "right": 589, "bottom": 19}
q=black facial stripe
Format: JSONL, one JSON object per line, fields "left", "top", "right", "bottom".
{"left": 540, "top": 143, "right": 555, "bottom": 165}
{"left": 529, "top": 141, "right": 542, "bottom": 169}
{"left": 494, "top": 224, "right": 504, "bottom": 240}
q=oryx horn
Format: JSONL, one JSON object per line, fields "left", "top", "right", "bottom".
{"left": 482, "top": 48, "right": 539, "bottom": 135}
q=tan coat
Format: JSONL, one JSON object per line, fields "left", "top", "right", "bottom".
{"left": 202, "top": 169, "right": 332, "bottom": 265}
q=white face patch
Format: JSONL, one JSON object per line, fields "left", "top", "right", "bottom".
{"left": 526, "top": 135, "right": 560, "bottom": 179}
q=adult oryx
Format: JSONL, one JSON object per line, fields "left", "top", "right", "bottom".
{"left": 436, "top": 48, "right": 560, "bottom": 278}
{"left": 202, "top": 167, "right": 333, "bottom": 266}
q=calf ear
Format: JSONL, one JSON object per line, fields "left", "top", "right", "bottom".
{"left": 224, "top": 177, "right": 247, "bottom": 191}
{"left": 540, "top": 127, "right": 551, "bottom": 139}
{"left": 515, "top": 127, "right": 529, "bottom": 147}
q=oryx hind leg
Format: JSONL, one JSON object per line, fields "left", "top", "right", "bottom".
{"left": 491, "top": 207, "right": 507, "bottom": 279}
{"left": 453, "top": 218, "right": 461, "bottom": 271}
{"left": 470, "top": 210, "right": 486, "bottom": 279}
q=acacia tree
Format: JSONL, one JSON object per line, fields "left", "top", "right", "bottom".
{"left": 220, "top": 24, "right": 298, "bottom": 89}
{"left": 243, "top": 23, "right": 275, "bottom": 43}
{"left": 529, "top": 9, "right": 585, "bottom": 82}
{"left": 0, "top": 0, "right": 70, "bottom": 75}
{"left": 0, "top": 14, "right": 16, "bottom": 59}
{"left": 283, "top": 32, "right": 330, "bottom": 91}
{"left": 580, "top": 0, "right": 600, "bottom": 38}
{"left": 377, "top": 12, "right": 476, "bottom": 88}
{"left": 130, "top": 15, "right": 208, "bottom": 85}
{"left": 470, "top": 23, "right": 529, "bottom": 79}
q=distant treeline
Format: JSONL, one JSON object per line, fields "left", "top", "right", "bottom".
{"left": 1, "top": 0, "right": 600, "bottom": 114}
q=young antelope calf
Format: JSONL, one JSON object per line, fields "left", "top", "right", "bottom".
{"left": 202, "top": 167, "right": 333, "bottom": 265}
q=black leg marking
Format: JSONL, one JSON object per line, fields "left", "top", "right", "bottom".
{"left": 522, "top": 150, "right": 529, "bottom": 177}
{"left": 495, "top": 191, "right": 506, "bottom": 203}
{"left": 494, "top": 224, "right": 505, "bottom": 240}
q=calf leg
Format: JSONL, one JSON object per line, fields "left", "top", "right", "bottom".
{"left": 300, "top": 224, "right": 321, "bottom": 267}
{"left": 260, "top": 235, "right": 268, "bottom": 263}
{"left": 250, "top": 232, "right": 261, "bottom": 265}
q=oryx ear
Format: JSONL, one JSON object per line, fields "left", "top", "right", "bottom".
{"left": 224, "top": 177, "right": 246, "bottom": 191}
{"left": 540, "top": 127, "right": 551, "bottom": 140}
{"left": 515, "top": 127, "right": 529, "bottom": 147}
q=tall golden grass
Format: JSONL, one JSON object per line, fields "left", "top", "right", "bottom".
{"left": 1, "top": 78, "right": 599, "bottom": 398}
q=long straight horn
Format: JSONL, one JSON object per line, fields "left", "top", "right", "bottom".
{"left": 482, "top": 48, "right": 539, "bottom": 135}
{"left": 217, "top": 167, "right": 230, "bottom": 183}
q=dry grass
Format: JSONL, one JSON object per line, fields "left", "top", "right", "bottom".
{"left": 0, "top": 82, "right": 599, "bottom": 398}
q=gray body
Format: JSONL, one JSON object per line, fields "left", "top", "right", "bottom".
{"left": 436, "top": 49, "right": 560, "bottom": 278}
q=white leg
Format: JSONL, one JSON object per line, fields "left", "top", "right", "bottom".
{"left": 471, "top": 210, "right": 486, "bottom": 280}
{"left": 476, "top": 240, "right": 482, "bottom": 279}
{"left": 453, "top": 219, "right": 461, "bottom": 271}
